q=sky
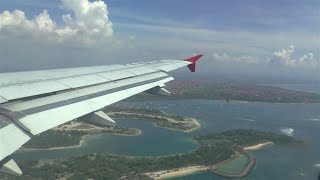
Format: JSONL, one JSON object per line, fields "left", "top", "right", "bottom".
{"left": 0, "top": 0, "right": 319, "bottom": 80}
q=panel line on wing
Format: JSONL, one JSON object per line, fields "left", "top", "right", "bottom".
{"left": 4, "top": 72, "right": 169, "bottom": 112}
{"left": 18, "top": 77, "right": 174, "bottom": 135}
{"left": 19, "top": 76, "right": 170, "bottom": 116}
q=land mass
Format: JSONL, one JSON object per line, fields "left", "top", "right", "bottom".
{"left": 128, "top": 80, "right": 320, "bottom": 103}
{"left": 105, "top": 105, "right": 201, "bottom": 132}
{"left": 7, "top": 129, "right": 302, "bottom": 180}
{"left": 21, "top": 106, "right": 201, "bottom": 150}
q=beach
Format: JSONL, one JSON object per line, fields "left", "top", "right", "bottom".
{"left": 145, "top": 166, "right": 207, "bottom": 180}
{"left": 244, "top": 142, "right": 273, "bottom": 150}
{"left": 145, "top": 141, "right": 274, "bottom": 179}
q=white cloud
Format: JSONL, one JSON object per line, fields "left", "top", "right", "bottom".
{"left": 212, "top": 52, "right": 259, "bottom": 64}
{"left": 212, "top": 45, "right": 319, "bottom": 70}
{"left": 272, "top": 45, "right": 319, "bottom": 68}
{"left": 272, "top": 45, "right": 295, "bottom": 66}
{"left": 0, "top": 0, "right": 113, "bottom": 44}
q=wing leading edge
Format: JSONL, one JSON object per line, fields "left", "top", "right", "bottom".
{"left": 0, "top": 55, "right": 203, "bottom": 175}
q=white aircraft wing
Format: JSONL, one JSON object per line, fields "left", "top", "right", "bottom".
{"left": 0, "top": 55, "right": 203, "bottom": 176}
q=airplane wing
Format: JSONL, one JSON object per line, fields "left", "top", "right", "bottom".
{"left": 0, "top": 55, "right": 203, "bottom": 176}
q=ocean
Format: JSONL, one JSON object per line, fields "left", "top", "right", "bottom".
{"left": 14, "top": 99, "right": 320, "bottom": 180}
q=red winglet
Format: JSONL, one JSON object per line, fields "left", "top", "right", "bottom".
{"left": 183, "top": 54, "right": 203, "bottom": 72}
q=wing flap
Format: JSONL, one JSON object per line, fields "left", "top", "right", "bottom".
{"left": 4, "top": 72, "right": 169, "bottom": 112}
{"left": 0, "top": 96, "right": 7, "bottom": 104}
{"left": 0, "top": 158, "right": 22, "bottom": 176}
{"left": 17, "top": 77, "right": 173, "bottom": 135}
{"left": 0, "top": 124, "right": 30, "bottom": 161}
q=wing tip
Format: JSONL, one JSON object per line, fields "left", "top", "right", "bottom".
{"left": 183, "top": 54, "right": 203, "bottom": 72}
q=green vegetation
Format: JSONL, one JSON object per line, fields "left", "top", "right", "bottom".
{"left": 128, "top": 80, "right": 320, "bottom": 103}
{"left": 21, "top": 106, "right": 196, "bottom": 150}
{"left": 22, "top": 125, "right": 139, "bottom": 150}
{"left": 105, "top": 106, "right": 198, "bottom": 131}
{"left": 112, "top": 113, "right": 191, "bottom": 131}
{"left": 105, "top": 106, "right": 185, "bottom": 121}
{"left": 6, "top": 129, "right": 302, "bottom": 180}
{"left": 197, "top": 129, "right": 303, "bottom": 147}
{"left": 23, "top": 130, "right": 86, "bottom": 149}
{"left": 104, "top": 106, "right": 167, "bottom": 116}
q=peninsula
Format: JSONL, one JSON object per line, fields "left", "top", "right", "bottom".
{"left": 105, "top": 105, "right": 201, "bottom": 132}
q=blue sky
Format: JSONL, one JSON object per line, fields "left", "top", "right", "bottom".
{"left": 4, "top": 0, "right": 318, "bottom": 32}
{"left": 0, "top": 0, "right": 319, "bottom": 78}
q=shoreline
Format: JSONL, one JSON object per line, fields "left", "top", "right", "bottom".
{"left": 243, "top": 142, "right": 273, "bottom": 150}
{"left": 146, "top": 142, "right": 273, "bottom": 180}
{"left": 19, "top": 129, "right": 142, "bottom": 152}
{"left": 110, "top": 112, "right": 201, "bottom": 133}
{"left": 19, "top": 135, "right": 89, "bottom": 152}
{"left": 145, "top": 166, "right": 207, "bottom": 180}
{"left": 183, "top": 118, "right": 201, "bottom": 132}
{"left": 128, "top": 97, "right": 319, "bottom": 104}
{"left": 18, "top": 109, "right": 200, "bottom": 152}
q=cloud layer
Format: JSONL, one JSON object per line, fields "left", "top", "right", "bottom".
{"left": 0, "top": 0, "right": 113, "bottom": 44}
{"left": 272, "top": 45, "right": 318, "bottom": 68}
{"left": 212, "top": 52, "right": 259, "bottom": 64}
{"left": 213, "top": 45, "right": 319, "bottom": 69}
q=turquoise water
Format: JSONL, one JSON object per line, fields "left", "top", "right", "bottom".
{"left": 14, "top": 100, "right": 320, "bottom": 179}
{"left": 216, "top": 155, "right": 248, "bottom": 174}
{"left": 14, "top": 118, "right": 198, "bottom": 159}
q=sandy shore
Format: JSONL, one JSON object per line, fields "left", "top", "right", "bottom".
{"left": 183, "top": 118, "right": 201, "bottom": 132}
{"left": 145, "top": 166, "right": 207, "bottom": 180}
{"left": 244, "top": 142, "right": 273, "bottom": 150}
{"left": 146, "top": 142, "right": 273, "bottom": 179}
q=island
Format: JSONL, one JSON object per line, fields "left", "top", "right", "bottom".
{"left": 6, "top": 129, "right": 302, "bottom": 180}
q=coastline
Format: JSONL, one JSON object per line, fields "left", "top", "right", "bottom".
{"left": 110, "top": 111, "right": 201, "bottom": 132}
{"left": 18, "top": 109, "right": 200, "bottom": 152}
{"left": 19, "top": 129, "right": 142, "bottom": 152}
{"left": 244, "top": 142, "right": 273, "bottom": 150}
{"left": 228, "top": 100, "right": 307, "bottom": 105}
{"left": 19, "top": 108, "right": 202, "bottom": 152}
{"left": 19, "top": 135, "right": 89, "bottom": 152}
{"left": 145, "top": 166, "right": 207, "bottom": 180}
{"left": 183, "top": 118, "right": 201, "bottom": 132}
{"left": 146, "top": 142, "right": 273, "bottom": 180}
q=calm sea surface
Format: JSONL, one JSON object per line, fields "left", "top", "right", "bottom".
{"left": 263, "top": 83, "right": 320, "bottom": 94}
{"left": 14, "top": 99, "right": 320, "bottom": 180}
